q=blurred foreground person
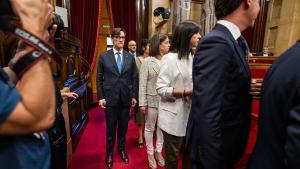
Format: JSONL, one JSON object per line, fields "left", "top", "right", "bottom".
{"left": 248, "top": 41, "right": 300, "bottom": 169}
{"left": 0, "top": 0, "right": 56, "bottom": 169}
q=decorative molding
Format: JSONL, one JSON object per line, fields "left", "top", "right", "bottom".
{"left": 192, "top": 0, "right": 205, "bottom": 4}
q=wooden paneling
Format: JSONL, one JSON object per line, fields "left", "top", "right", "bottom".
{"left": 55, "top": 33, "right": 90, "bottom": 150}
{"left": 252, "top": 0, "right": 270, "bottom": 53}
{"left": 91, "top": 0, "right": 114, "bottom": 102}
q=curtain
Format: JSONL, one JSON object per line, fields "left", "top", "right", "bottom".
{"left": 111, "top": 0, "right": 137, "bottom": 50}
{"left": 70, "top": 0, "right": 100, "bottom": 69}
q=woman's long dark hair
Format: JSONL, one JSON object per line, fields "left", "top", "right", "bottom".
{"left": 139, "top": 38, "right": 149, "bottom": 55}
{"left": 170, "top": 20, "right": 200, "bottom": 60}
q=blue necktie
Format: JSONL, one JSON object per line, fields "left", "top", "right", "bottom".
{"left": 116, "top": 52, "right": 122, "bottom": 73}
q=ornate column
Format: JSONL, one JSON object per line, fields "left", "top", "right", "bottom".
{"left": 202, "top": 0, "right": 216, "bottom": 34}
{"left": 172, "top": 0, "right": 192, "bottom": 31}
{"left": 251, "top": 0, "right": 269, "bottom": 53}
{"left": 136, "top": 0, "right": 149, "bottom": 49}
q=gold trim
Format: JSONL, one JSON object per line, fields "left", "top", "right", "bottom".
{"left": 250, "top": 65, "right": 271, "bottom": 69}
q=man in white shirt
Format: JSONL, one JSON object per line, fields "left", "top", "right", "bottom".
{"left": 186, "top": 0, "right": 260, "bottom": 169}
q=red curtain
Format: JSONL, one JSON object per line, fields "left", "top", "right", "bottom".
{"left": 111, "top": 0, "right": 137, "bottom": 50}
{"left": 70, "top": 0, "right": 100, "bottom": 69}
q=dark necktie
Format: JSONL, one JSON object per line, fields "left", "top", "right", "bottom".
{"left": 237, "top": 35, "right": 249, "bottom": 61}
{"left": 116, "top": 52, "right": 122, "bottom": 73}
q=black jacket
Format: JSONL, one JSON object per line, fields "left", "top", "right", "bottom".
{"left": 186, "top": 24, "right": 252, "bottom": 169}
{"left": 248, "top": 42, "right": 300, "bottom": 169}
{"left": 97, "top": 49, "right": 138, "bottom": 107}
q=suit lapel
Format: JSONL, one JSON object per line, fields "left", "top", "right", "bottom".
{"left": 175, "top": 55, "right": 189, "bottom": 82}
{"left": 108, "top": 49, "right": 120, "bottom": 75}
{"left": 232, "top": 38, "right": 251, "bottom": 77}
{"left": 150, "top": 57, "right": 160, "bottom": 74}
{"left": 215, "top": 24, "right": 251, "bottom": 78}
{"left": 121, "top": 52, "right": 130, "bottom": 74}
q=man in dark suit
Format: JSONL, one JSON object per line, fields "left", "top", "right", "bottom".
{"left": 97, "top": 28, "right": 138, "bottom": 169}
{"left": 128, "top": 40, "right": 139, "bottom": 58}
{"left": 252, "top": 47, "right": 274, "bottom": 56}
{"left": 186, "top": 0, "right": 260, "bottom": 169}
{"left": 248, "top": 41, "right": 300, "bottom": 169}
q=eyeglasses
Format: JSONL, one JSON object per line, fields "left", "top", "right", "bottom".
{"left": 114, "top": 36, "right": 126, "bottom": 40}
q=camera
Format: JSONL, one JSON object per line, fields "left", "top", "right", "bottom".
{"left": 49, "top": 13, "right": 65, "bottom": 40}
{"left": 0, "top": 0, "right": 14, "bottom": 17}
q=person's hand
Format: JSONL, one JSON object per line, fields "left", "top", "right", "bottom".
{"left": 61, "top": 92, "right": 79, "bottom": 99}
{"left": 131, "top": 98, "right": 137, "bottom": 108}
{"left": 140, "top": 106, "right": 148, "bottom": 115}
{"left": 184, "top": 88, "right": 193, "bottom": 97}
{"left": 11, "top": 0, "right": 54, "bottom": 39}
{"left": 45, "top": 24, "right": 57, "bottom": 44}
{"left": 99, "top": 99, "right": 107, "bottom": 109}
{"left": 250, "top": 79, "right": 262, "bottom": 99}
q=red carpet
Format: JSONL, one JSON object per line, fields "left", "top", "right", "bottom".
{"left": 68, "top": 107, "right": 165, "bottom": 169}
{"left": 68, "top": 106, "right": 257, "bottom": 169}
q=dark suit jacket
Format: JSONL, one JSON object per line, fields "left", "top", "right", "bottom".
{"left": 248, "top": 42, "right": 300, "bottom": 169}
{"left": 186, "top": 24, "right": 252, "bottom": 169}
{"left": 96, "top": 49, "right": 138, "bottom": 107}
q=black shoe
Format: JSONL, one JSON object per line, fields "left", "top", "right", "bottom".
{"left": 118, "top": 150, "right": 129, "bottom": 164}
{"left": 137, "top": 141, "right": 144, "bottom": 148}
{"left": 106, "top": 154, "right": 113, "bottom": 169}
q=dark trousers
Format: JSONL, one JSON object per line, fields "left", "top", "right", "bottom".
{"left": 105, "top": 105, "right": 130, "bottom": 155}
{"left": 48, "top": 110, "right": 67, "bottom": 169}
{"left": 162, "top": 130, "right": 188, "bottom": 169}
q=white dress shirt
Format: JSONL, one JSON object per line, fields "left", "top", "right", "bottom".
{"left": 217, "top": 20, "right": 241, "bottom": 40}
{"left": 113, "top": 47, "right": 123, "bottom": 63}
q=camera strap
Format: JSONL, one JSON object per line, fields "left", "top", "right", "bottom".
{"left": 8, "top": 49, "right": 47, "bottom": 78}
{"left": 0, "top": 17, "right": 63, "bottom": 70}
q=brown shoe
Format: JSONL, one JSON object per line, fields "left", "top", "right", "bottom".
{"left": 148, "top": 154, "right": 157, "bottom": 169}
{"left": 154, "top": 152, "right": 165, "bottom": 167}
{"left": 137, "top": 142, "right": 144, "bottom": 148}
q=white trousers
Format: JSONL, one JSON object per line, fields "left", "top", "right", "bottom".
{"left": 144, "top": 107, "right": 164, "bottom": 155}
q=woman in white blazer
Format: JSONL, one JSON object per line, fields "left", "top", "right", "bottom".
{"left": 139, "top": 34, "right": 170, "bottom": 169}
{"left": 156, "top": 21, "right": 201, "bottom": 169}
